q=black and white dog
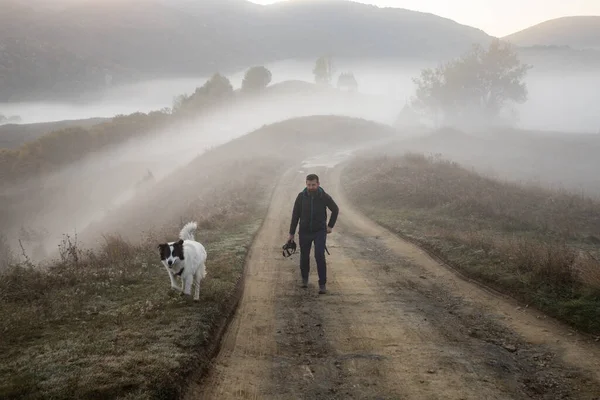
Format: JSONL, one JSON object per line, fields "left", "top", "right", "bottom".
{"left": 158, "top": 221, "right": 207, "bottom": 301}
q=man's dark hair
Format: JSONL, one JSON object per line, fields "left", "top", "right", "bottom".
{"left": 306, "top": 174, "right": 319, "bottom": 183}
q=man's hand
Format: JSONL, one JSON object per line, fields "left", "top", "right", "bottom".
{"left": 326, "top": 226, "right": 332, "bottom": 234}
{"left": 288, "top": 234, "right": 294, "bottom": 242}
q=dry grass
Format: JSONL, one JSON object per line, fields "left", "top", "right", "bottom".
{"left": 0, "top": 159, "right": 278, "bottom": 400}
{"left": 0, "top": 114, "right": 395, "bottom": 399}
{"left": 342, "top": 153, "right": 600, "bottom": 335}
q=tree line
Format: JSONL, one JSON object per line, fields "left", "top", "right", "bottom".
{"left": 0, "top": 56, "right": 364, "bottom": 188}
{"left": 0, "top": 66, "right": 275, "bottom": 187}
{"left": 313, "top": 39, "right": 532, "bottom": 130}
{"left": 1, "top": 40, "right": 530, "bottom": 187}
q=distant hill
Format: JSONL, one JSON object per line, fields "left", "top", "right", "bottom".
{"left": 503, "top": 16, "right": 600, "bottom": 49}
{"left": 0, "top": 0, "right": 493, "bottom": 102}
{"left": 0, "top": 118, "right": 107, "bottom": 149}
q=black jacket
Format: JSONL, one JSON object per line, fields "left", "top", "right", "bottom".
{"left": 289, "top": 187, "right": 339, "bottom": 235}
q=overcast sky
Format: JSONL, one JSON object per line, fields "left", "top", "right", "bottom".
{"left": 248, "top": 0, "right": 600, "bottom": 37}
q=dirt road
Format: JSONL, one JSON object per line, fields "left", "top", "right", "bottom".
{"left": 185, "top": 163, "right": 600, "bottom": 399}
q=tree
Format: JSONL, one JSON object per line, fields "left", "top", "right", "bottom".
{"left": 196, "top": 73, "right": 234, "bottom": 100}
{"left": 241, "top": 66, "right": 272, "bottom": 92}
{"left": 173, "top": 73, "right": 234, "bottom": 114}
{"left": 410, "top": 39, "right": 532, "bottom": 128}
{"left": 172, "top": 94, "right": 188, "bottom": 113}
{"left": 337, "top": 72, "right": 358, "bottom": 92}
{"left": 313, "top": 56, "right": 335, "bottom": 85}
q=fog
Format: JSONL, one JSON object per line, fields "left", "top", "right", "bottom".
{"left": 363, "top": 126, "right": 600, "bottom": 202}
{"left": 2, "top": 56, "right": 600, "bottom": 263}
{"left": 519, "top": 71, "right": 600, "bottom": 133}
{"left": 0, "top": 59, "right": 423, "bottom": 124}
{"left": 0, "top": 84, "right": 402, "bottom": 261}
{"left": 1, "top": 58, "right": 598, "bottom": 133}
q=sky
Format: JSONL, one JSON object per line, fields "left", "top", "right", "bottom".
{"left": 248, "top": 0, "right": 600, "bottom": 37}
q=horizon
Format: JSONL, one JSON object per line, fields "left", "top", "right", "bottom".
{"left": 248, "top": 0, "right": 600, "bottom": 37}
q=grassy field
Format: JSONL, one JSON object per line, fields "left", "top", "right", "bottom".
{"left": 0, "top": 157, "right": 280, "bottom": 400}
{"left": 0, "top": 114, "right": 395, "bottom": 399}
{"left": 341, "top": 153, "right": 600, "bottom": 335}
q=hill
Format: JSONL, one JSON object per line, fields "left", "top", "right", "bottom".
{"left": 0, "top": 118, "right": 107, "bottom": 149}
{"left": 0, "top": 0, "right": 493, "bottom": 102}
{"left": 0, "top": 115, "right": 395, "bottom": 399}
{"left": 370, "top": 127, "right": 600, "bottom": 197}
{"left": 503, "top": 16, "right": 600, "bottom": 49}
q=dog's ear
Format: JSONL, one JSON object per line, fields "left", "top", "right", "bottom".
{"left": 177, "top": 239, "right": 184, "bottom": 245}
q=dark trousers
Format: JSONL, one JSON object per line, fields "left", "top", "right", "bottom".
{"left": 299, "top": 229, "right": 327, "bottom": 285}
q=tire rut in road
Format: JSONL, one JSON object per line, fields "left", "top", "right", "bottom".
{"left": 337, "top": 228, "right": 599, "bottom": 399}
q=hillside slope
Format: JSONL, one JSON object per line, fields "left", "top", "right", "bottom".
{"left": 503, "top": 16, "right": 600, "bottom": 49}
{"left": 0, "top": 118, "right": 107, "bottom": 149}
{"left": 0, "top": 0, "right": 492, "bottom": 101}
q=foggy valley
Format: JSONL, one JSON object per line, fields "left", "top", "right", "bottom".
{"left": 2, "top": 59, "right": 599, "bottom": 133}
{"left": 1, "top": 0, "right": 600, "bottom": 399}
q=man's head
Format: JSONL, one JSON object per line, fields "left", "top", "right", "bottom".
{"left": 306, "top": 173, "right": 319, "bottom": 192}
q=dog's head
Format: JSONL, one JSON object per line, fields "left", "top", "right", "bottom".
{"left": 158, "top": 239, "right": 185, "bottom": 273}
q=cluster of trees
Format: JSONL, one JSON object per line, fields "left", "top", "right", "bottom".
{"left": 0, "top": 65, "right": 275, "bottom": 187}
{"left": 172, "top": 73, "right": 235, "bottom": 116}
{"left": 173, "top": 66, "right": 273, "bottom": 115}
{"left": 400, "top": 38, "right": 532, "bottom": 129}
{"left": 241, "top": 66, "right": 272, "bottom": 92}
{"left": 313, "top": 56, "right": 358, "bottom": 92}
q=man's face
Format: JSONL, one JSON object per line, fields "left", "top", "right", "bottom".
{"left": 306, "top": 179, "right": 319, "bottom": 192}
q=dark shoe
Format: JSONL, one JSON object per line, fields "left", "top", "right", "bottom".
{"left": 301, "top": 279, "right": 308, "bottom": 288}
{"left": 319, "top": 284, "right": 327, "bottom": 294}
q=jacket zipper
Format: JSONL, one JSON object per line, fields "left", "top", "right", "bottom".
{"left": 310, "top": 195, "right": 314, "bottom": 232}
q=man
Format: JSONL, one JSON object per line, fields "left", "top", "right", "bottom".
{"left": 288, "top": 173, "right": 339, "bottom": 294}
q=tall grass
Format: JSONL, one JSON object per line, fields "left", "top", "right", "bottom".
{"left": 342, "top": 153, "right": 600, "bottom": 334}
{"left": 0, "top": 158, "right": 280, "bottom": 400}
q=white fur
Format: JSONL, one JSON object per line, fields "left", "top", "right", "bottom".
{"left": 161, "top": 221, "right": 207, "bottom": 301}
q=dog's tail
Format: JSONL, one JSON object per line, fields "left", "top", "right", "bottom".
{"left": 179, "top": 221, "right": 198, "bottom": 241}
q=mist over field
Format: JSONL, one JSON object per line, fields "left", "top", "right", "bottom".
{"left": 0, "top": 83, "right": 402, "bottom": 260}
{"left": 519, "top": 71, "right": 600, "bottom": 133}
{"left": 2, "top": 59, "right": 598, "bottom": 134}
{"left": 0, "top": 59, "right": 419, "bottom": 124}
{"left": 2, "top": 58, "right": 600, "bottom": 261}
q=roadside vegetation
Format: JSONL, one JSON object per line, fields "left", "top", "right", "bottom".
{"left": 341, "top": 153, "right": 600, "bottom": 335}
{"left": 0, "top": 156, "right": 280, "bottom": 399}
{"left": 0, "top": 114, "right": 393, "bottom": 399}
